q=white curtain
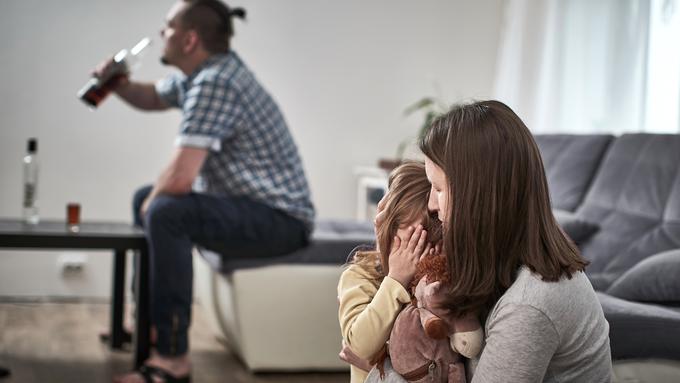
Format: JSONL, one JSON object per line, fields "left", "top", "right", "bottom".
{"left": 644, "top": 0, "right": 680, "bottom": 133}
{"left": 493, "top": 0, "right": 657, "bottom": 134}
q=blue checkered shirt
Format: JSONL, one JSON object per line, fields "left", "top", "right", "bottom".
{"left": 155, "top": 51, "right": 315, "bottom": 231}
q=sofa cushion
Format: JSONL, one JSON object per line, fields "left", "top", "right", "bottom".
{"left": 553, "top": 209, "right": 600, "bottom": 244}
{"left": 200, "top": 219, "right": 375, "bottom": 273}
{"left": 575, "top": 134, "right": 680, "bottom": 290}
{"left": 535, "top": 134, "right": 613, "bottom": 212}
{"left": 597, "top": 292, "right": 680, "bottom": 360}
{"left": 606, "top": 249, "right": 680, "bottom": 305}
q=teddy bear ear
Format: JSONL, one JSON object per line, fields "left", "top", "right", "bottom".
{"left": 413, "top": 277, "right": 429, "bottom": 299}
{"left": 415, "top": 280, "right": 442, "bottom": 298}
{"left": 423, "top": 315, "right": 449, "bottom": 339}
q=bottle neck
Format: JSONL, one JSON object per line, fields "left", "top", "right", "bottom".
{"left": 126, "top": 37, "right": 151, "bottom": 69}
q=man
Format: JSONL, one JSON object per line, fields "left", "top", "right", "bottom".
{"left": 97, "top": 1, "right": 315, "bottom": 381}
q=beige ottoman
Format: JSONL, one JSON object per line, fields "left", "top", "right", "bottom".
{"left": 194, "top": 219, "right": 374, "bottom": 371}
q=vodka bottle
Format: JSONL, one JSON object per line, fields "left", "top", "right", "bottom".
{"left": 23, "top": 138, "right": 39, "bottom": 224}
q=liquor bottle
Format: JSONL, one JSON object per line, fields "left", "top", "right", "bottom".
{"left": 23, "top": 138, "right": 39, "bottom": 225}
{"left": 77, "top": 37, "right": 151, "bottom": 108}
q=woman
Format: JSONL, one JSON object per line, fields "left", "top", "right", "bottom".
{"left": 418, "top": 100, "right": 612, "bottom": 382}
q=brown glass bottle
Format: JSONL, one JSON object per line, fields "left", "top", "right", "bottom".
{"left": 78, "top": 37, "right": 150, "bottom": 108}
{"left": 78, "top": 73, "right": 128, "bottom": 108}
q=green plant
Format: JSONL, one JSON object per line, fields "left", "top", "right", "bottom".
{"left": 396, "top": 97, "right": 448, "bottom": 159}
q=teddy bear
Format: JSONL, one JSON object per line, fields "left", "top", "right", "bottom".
{"left": 384, "top": 253, "right": 484, "bottom": 383}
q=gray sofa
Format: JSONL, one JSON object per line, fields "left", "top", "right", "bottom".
{"left": 535, "top": 134, "right": 680, "bottom": 376}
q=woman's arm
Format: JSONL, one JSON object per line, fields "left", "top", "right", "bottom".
{"left": 472, "top": 303, "right": 559, "bottom": 383}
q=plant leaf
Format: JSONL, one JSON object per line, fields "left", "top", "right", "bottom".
{"left": 419, "top": 110, "right": 441, "bottom": 138}
{"left": 396, "top": 138, "right": 411, "bottom": 159}
{"left": 404, "top": 97, "right": 435, "bottom": 116}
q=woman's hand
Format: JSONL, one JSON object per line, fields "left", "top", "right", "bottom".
{"left": 387, "top": 226, "right": 431, "bottom": 288}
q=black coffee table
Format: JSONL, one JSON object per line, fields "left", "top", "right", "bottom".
{"left": 0, "top": 219, "right": 150, "bottom": 368}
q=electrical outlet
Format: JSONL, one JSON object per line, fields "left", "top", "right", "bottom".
{"left": 58, "top": 253, "right": 87, "bottom": 275}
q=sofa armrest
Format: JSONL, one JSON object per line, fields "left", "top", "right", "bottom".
{"left": 606, "top": 249, "right": 680, "bottom": 305}
{"left": 598, "top": 292, "right": 680, "bottom": 360}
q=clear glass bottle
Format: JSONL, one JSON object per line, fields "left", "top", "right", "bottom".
{"left": 23, "top": 138, "right": 40, "bottom": 225}
{"left": 77, "top": 37, "right": 151, "bottom": 108}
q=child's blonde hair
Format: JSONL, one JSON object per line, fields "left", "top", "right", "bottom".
{"left": 351, "top": 160, "right": 442, "bottom": 280}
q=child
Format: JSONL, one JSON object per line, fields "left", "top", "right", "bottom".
{"left": 337, "top": 161, "right": 439, "bottom": 383}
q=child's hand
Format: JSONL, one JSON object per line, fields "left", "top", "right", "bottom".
{"left": 339, "top": 341, "right": 373, "bottom": 372}
{"left": 387, "top": 225, "right": 431, "bottom": 288}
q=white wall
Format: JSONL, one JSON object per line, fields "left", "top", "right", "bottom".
{"left": 0, "top": 0, "right": 503, "bottom": 298}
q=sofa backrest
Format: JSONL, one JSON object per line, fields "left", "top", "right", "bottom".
{"left": 576, "top": 134, "right": 680, "bottom": 289}
{"left": 534, "top": 134, "right": 614, "bottom": 211}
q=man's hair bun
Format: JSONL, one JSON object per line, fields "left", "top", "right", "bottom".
{"left": 229, "top": 7, "right": 246, "bottom": 20}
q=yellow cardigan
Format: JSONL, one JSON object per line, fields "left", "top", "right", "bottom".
{"left": 337, "top": 264, "right": 411, "bottom": 383}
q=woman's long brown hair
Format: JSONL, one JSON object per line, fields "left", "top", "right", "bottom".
{"left": 351, "top": 161, "right": 441, "bottom": 280}
{"left": 419, "top": 100, "right": 587, "bottom": 315}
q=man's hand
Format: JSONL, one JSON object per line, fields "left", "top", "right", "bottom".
{"left": 140, "top": 195, "right": 152, "bottom": 218}
{"left": 90, "top": 56, "right": 166, "bottom": 111}
{"left": 92, "top": 56, "right": 130, "bottom": 90}
{"left": 139, "top": 147, "right": 208, "bottom": 220}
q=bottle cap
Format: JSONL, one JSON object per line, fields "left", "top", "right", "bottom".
{"left": 27, "top": 138, "right": 37, "bottom": 153}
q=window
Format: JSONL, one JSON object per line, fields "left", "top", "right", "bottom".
{"left": 644, "top": 0, "right": 680, "bottom": 133}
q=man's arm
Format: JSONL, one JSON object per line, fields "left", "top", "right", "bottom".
{"left": 93, "top": 57, "right": 169, "bottom": 111}
{"left": 141, "top": 147, "right": 209, "bottom": 215}
{"left": 115, "top": 81, "right": 169, "bottom": 111}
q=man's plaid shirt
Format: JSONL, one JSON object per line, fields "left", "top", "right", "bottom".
{"left": 155, "top": 51, "right": 315, "bottom": 230}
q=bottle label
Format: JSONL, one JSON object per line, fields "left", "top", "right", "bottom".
{"left": 24, "top": 183, "right": 36, "bottom": 208}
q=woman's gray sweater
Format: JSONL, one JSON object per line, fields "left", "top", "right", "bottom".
{"left": 470, "top": 267, "right": 613, "bottom": 382}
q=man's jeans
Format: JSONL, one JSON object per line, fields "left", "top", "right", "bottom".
{"left": 133, "top": 185, "right": 309, "bottom": 356}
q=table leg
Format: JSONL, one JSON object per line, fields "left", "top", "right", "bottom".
{"left": 110, "top": 249, "right": 126, "bottom": 349}
{"left": 133, "top": 247, "right": 151, "bottom": 368}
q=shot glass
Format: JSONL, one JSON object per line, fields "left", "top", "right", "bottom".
{"left": 67, "top": 203, "right": 81, "bottom": 233}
